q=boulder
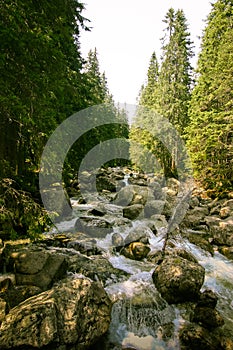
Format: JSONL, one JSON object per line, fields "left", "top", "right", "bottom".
{"left": 220, "top": 206, "right": 232, "bottom": 219}
{"left": 67, "top": 238, "right": 102, "bottom": 256}
{"left": 5, "top": 246, "right": 68, "bottom": 290}
{"left": 183, "top": 206, "right": 209, "bottom": 228}
{"left": 40, "top": 185, "right": 72, "bottom": 222}
{"left": 96, "top": 174, "right": 117, "bottom": 193}
{"left": 162, "top": 190, "right": 177, "bottom": 218}
{"left": 148, "top": 247, "right": 198, "bottom": 265}
{"left": 180, "top": 323, "right": 221, "bottom": 350}
{"left": 0, "top": 277, "right": 112, "bottom": 349}
{"left": 75, "top": 216, "right": 114, "bottom": 238}
{"left": 87, "top": 206, "right": 107, "bottom": 217}
{"left": 148, "top": 214, "right": 168, "bottom": 233}
{"left": 152, "top": 256, "right": 205, "bottom": 304}
{"left": 121, "top": 242, "right": 150, "bottom": 261}
{"left": 144, "top": 200, "right": 165, "bottom": 217}
{"left": 0, "top": 283, "right": 42, "bottom": 310}
{"left": 67, "top": 254, "right": 128, "bottom": 286}
{"left": 114, "top": 185, "right": 151, "bottom": 207}
{"left": 111, "top": 232, "right": 124, "bottom": 248}
{"left": 197, "top": 289, "right": 218, "bottom": 309}
{"left": 192, "top": 306, "right": 224, "bottom": 329}
{"left": 123, "top": 204, "right": 144, "bottom": 220}
{"left": 205, "top": 216, "right": 233, "bottom": 246}
{"left": 218, "top": 246, "right": 233, "bottom": 260}
{"left": 124, "top": 226, "right": 150, "bottom": 246}
{"left": 149, "top": 181, "right": 164, "bottom": 200}
{"left": 0, "top": 298, "right": 6, "bottom": 323}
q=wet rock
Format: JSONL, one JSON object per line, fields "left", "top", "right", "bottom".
{"left": 5, "top": 246, "right": 68, "bottom": 290}
{"left": 197, "top": 289, "right": 218, "bottom": 309}
{"left": 0, "top": 277, "right": 112, "bottom": 349}
{"left": 180, "top": 323, "right": 221, "bottom": 350}
{"left": 183, "top": 206, "right": 209, "bottom": 228}
{"left": 148, "top": 248, "right": 198, "bottom": 265}
{"left": 205, "top": 216, "right": 233, "bottom": 246}
{"left": 152, "top": 256, "right": 205, "bottom": 304}
{"left": 75, "top": 216, "right": 114, "bottom": 238}
{"left": 123, "top": 204, "right": 144, "bottom": 220}
{"left": 144, "top": 200, "right": 165, "bottom": 217}
{"left": 87, "top": 206, "right": 107, "bottom": 217}
{"left": 124, "top": 226, "right": 150, "bottom": 246}
{"left": 148, "top": 214, "right": 168, "bottom": 232}
{"left": 112, "top": 233, "right": 124, "bottom": 248}
{"left": 192, "top": 306, "right": 224, "bottom": 329}
{"left": 121, "top": 242, "right": 150, "bottom": 261}
{"left": 218, "top": 246, "right": 233, "bottom": 260}
{"left": 171, "top": 248, "right": 199, "bottom": 263}
{"left": 0, "top": 298, "right": 6, "bottom": 323}
{"left": 114, "top": 185, "right": 151, "bottom": 207}
{"left": 181, "top": 230, "right": 214, "bottom": 255}
{"left": 96, "top": 174, "right": 117, "bottom": 193}
{"left": 0, "top": 283, "right": 42, "bottom": 310}
{"left": 149, "top": 181, "right": 164, "bottom": 200}
{"left": 67, "top": 238, "right": 102, "bottom": 256}
{"left": 67, "top": 254, "right": 128, "bottom": 286}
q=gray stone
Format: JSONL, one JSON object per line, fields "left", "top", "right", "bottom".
{"left": 124, "top": 226, "right": 150, "bottom": 246}
{"left": 123, "top": 204, "right": 144, "bottom": 220}
{"left": 6, "top": 246, "right": 68, "bottom": 290}
{"left": 152, "top": 256, "right": 205, "bottom": 304}
{"left": 144, "top": 200, "right": 165, "bottom": 217}
{"left": 0, "top": 277, "right": 112, "bottom": 349}
{"left": 75, "top": 216, "right": 114, "bottom": 238}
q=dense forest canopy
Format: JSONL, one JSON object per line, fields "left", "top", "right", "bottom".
{"left": 131, "top": 0, "right": 232, "bottom": 194}
{"left": 0, "top": 0, "right": 232, "bottom": 240}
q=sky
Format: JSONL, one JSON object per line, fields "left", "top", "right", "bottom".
{"left": 80, "top": 0, "right": 213, "bottom": 106}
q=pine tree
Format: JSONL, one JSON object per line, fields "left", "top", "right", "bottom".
{"left": 0, "top": 0, "right": 88, "bottom": 184}
{"left": 83, "top": 48, "right": 112, "bottom": 105}
{"left": 158, "top": 8, "right": 193, "bottom": 133}
{"left": 130, "top": 9, "right": 193, "bottom": 177}
{"left": 187, "top": 0, "right": 233, "bottom": 195}
{"left": 0, "top": 0, "right": 90, "bottom": 238}
{"left": 139, "top": 52, "right": 159, "bottom": 109}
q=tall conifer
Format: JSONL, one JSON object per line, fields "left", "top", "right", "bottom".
{"left": 187, "top": 0, "right": 233, "bottom": 194}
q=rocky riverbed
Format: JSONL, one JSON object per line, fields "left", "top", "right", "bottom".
{"left": 0, "top": 167, "right": 233, "bottom": 349}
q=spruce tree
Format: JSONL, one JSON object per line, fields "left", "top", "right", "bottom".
{"left": 139, "top": 52, "right": 159, "bottom": 109}
{"left": 130, "top": 9, "right": 193, "bottom": 177}
{"left": 158, "top": 8, "right": 193, "bottom": 133}
{"left": 187, "top": 0, "right": 233, "bottom": 194}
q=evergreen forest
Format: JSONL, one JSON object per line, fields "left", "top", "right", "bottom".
{"left": 0, "top": 0, "right": 232, "bottom": 240}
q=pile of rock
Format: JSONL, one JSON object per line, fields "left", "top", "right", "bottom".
{"left": 0, "top": 234, "right": 130, "bottom": 350}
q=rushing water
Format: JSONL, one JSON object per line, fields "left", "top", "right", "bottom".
{"left": 52, "top": 196, "right": 233, "bottom": 350}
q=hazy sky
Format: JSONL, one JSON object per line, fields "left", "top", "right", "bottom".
{"left": 80, "top": 0, "right": 213, "bottom": 105}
